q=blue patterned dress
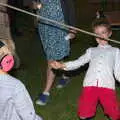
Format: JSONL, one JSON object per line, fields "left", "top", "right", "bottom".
{"left": 38, "top": 0, "right": 70, "bottom": 60}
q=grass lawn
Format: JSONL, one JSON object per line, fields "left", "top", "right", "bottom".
{"left": 10, "top": 7, "right": 120, "bottom": 120}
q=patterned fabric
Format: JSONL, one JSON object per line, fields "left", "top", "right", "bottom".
{"left": 38, "top": 0, "right": 70, "bottom": 60}
{"left": 0, "top": 74, "right": 42, "bottom": 120}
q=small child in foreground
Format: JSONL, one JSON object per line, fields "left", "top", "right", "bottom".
{"left": 0, "top": 41, "right": 42, "bottom": 120}
{"left": 50, "top": 19, "right": 120, "bottom": 120}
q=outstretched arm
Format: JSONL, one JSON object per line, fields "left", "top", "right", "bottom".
{"left": 50, "top": 48, "right": 91, "bottom": 71}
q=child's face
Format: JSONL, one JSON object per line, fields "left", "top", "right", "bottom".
{"left": 94, "top": 25, "right": 112, "bottom": 46}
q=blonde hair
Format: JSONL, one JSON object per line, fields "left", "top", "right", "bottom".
{"left": 0, "top": 41, "right": 12, "bottom": 60}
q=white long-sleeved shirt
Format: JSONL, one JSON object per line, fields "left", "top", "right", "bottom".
{"left": 64, "top": 44, "right": 120, "bottom": 89}
{"left": 0, "top": 74, "right": 43, "bottom": 120}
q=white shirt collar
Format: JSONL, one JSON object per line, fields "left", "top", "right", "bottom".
{"left": 98, "top": 44, "right": 111, "bottom": 48}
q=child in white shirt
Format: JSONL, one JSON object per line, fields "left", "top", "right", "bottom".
{"left": 0, "top": 41, "right": 43, "bottom": 120}
{"left": 50, "top": 19, "right": 120, "bottom": 120}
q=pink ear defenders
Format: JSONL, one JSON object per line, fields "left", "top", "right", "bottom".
{"left": 0, "top": 41, "right": 14, "bottom": 72}
{"left": 0, "top": 55, "right": 14, "bottom": 72}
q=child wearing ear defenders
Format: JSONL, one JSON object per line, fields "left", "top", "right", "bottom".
{"left": 0, "top": 41, "right": 43, "bottom": 120}
{"left": 50, "top": 19, "right": 120, "bottom": 120}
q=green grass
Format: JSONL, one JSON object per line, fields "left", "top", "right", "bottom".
{"left": 10, "top": 6, "right": 120, "bottom": 120}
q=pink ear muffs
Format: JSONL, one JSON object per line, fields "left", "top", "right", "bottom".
{"left": 0, "top": 55, "right": 14, "bottom": 72}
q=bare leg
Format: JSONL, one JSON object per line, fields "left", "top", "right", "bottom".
{"left": 43, "top": 60, "right": 55, "bottom": 93}
{"left": 36, "top": 61, "right": 57, "bottom": 105}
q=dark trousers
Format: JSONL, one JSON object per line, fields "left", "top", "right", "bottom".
{"left": 60, "top": 0, "right": 76, "bottom": 26}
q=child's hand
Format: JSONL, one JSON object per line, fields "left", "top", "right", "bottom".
{"left": 32, "top": 1, "right": 42, "bottom": 10}
{"left": 49, "top": 61, "right": 66, "bottom": 69}
{"left": 37, "top": 3, "right": 42, "bottom": 9}
{"left": 65, "top": 29, "right": 77, "bottom": 40}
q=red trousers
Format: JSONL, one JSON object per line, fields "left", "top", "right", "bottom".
{"left": 77, "top": 86, "right": 120, "bottom": 120}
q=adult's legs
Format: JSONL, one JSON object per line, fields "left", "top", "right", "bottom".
{"left": 36, "top": 60, "right": 56, "bottom": 105}
{"left": 43, "top": 61, "right": 55, "bottom": 93}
